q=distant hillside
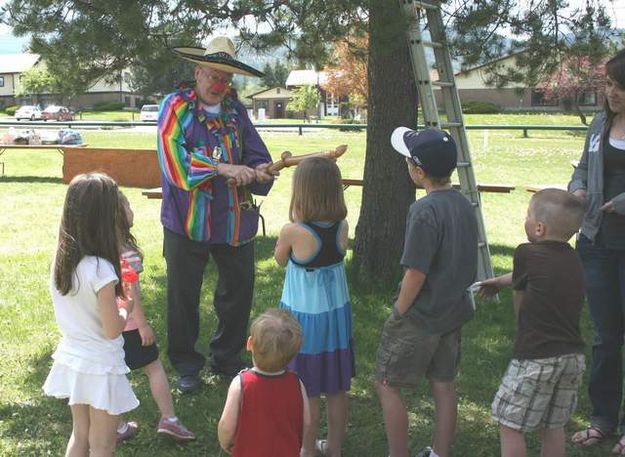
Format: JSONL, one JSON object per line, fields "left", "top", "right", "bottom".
{"left": 236, "top": 42, "right": 294, "bottom": 69}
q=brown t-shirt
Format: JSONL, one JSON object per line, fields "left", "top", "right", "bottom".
{"left": 512, "top": 240, "right": 585, "bottom": 360}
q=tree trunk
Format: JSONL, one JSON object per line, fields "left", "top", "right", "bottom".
{"left": 352, "top": 0, "right": 418, "bottom": 281}
{"left": 573, "top": 100, "right": 587, "bottom": 125}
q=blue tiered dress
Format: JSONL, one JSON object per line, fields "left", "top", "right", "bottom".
{"left": 279, "top": 221, "right": 355, "bottom": 397}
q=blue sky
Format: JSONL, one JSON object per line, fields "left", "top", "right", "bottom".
{"left": 0, "top": 28, "right": 28, "bottom": 54}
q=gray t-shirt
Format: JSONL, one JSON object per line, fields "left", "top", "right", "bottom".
{"left": 401, "top": 188, "right": 478, "bottom": 334}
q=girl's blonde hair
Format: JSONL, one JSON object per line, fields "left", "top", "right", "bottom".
{"left": 289, "top": 157, "right": 347, "bottom": 222}
{"left": 54, "top": 173, "right": 123, "bottom": 297}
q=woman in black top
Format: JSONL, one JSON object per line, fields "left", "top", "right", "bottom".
{"left": 570, "top": 49, "right": 625, "bottom": 454}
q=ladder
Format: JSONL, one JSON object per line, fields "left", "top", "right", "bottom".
{"left": 399, "top": 0, "right": 494, "bottom": 282}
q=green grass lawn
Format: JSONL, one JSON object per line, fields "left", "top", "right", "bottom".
{"left": 0, "top": 122, "right": 612, "bottom": 456}
{"left": 1, "top": 109, "right": 589, "bottom": 124}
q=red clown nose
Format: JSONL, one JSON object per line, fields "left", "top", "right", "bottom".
{"left": 212, "top": 81, "right": 229, "bottom": 93}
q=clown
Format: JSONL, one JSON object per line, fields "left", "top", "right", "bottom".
{"left": 157, "top": 36, "right": 277, "bottom": 393}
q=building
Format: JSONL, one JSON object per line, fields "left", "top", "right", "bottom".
{"left": 0, "top": 53, "right": 39, "bottom": 108}
{"left": 247, "top": 87, "right": 293, "bottom": 119}
{"left": 434, "top": 52, "right": 602, "bottom": 111}
{"left": 285, "top": 69, "right": 341, "bottom": 117}
{"left": 0, "top": 53, "right": 140, "bottom": 109}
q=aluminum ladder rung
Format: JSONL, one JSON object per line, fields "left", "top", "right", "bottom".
{"left": 440, "top": 121, "right": 463, "bottom": 128}
{"left": 400, "top": 0, "right": 494, "bottom": 282}
{"left": 413, "top": 39, "right": 443, "bottom": 49}
{"left": 408, "top": 0, "right": 439, "bottom": 10}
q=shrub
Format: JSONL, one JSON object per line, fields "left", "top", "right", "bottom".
{"left": 5, "top": 105, "right": 18, "bottom": 116}
{"left": 461, "top": 100, "right": 501, "bottom": 114}
{"left": 338, "top": 118, "right": 363, "bottom": 132}
{"left": 92, "top": 101, "right": 126, "bottom": 111}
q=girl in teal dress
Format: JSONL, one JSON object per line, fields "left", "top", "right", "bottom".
{"left": 275, "top": 157, "right": 355, "bottom": 457}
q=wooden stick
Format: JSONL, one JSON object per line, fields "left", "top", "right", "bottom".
{"left": 226, "top": 144, "right": 348, "bottom": 186}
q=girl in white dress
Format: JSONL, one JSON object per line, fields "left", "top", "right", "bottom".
{"left": 43, "top": 173, "right": 139, "bottom": 456}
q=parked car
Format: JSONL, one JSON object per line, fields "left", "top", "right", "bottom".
{"left": 140, "top": 104, "right": 159, "bottom": 122}
{"left": 15, "top": 105, "right": 42, "bottom": 121}
{"left": 42, "top": 105, "right": 75, "bottom": 121}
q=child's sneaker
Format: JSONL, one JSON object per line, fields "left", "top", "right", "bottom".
{"left": 157, "top": 417, "right": 196, "bottom": 441}
{"left": 116, "top": 421, "right": 139, "bottom": 443}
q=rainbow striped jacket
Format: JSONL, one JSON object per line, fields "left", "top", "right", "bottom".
{"left": 157, "top": 88, "right": 273, "bottom": 244}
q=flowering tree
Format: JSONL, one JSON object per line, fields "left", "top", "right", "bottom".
{"left": 538, "top": 56, "right": 606, "bottom": 125}
{"left": 321, "top": 35, "right": 368, "bottom": 118}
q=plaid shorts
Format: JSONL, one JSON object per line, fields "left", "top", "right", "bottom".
{"left": 492, "top": 353, "right": 585, "bottom": 432}
{"left": 375, "top": 310, "right": 462, "bottom": 388}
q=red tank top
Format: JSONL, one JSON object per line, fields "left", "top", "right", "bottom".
{"left": 233, "top": 369, "right": 304, "bottom": 457}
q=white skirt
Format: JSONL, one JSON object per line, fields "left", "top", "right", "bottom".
{"left": 43, "top": 362, "right": 139, "bottom": 416}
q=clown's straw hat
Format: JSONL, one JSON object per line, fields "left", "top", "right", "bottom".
{"left": 172, "top": 36, "right": 264, "bottom": 77}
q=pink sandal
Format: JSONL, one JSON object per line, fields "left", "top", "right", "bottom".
{"left": 612, "top": 434, "right": 625, "bottom": 455}
{"left": 571, "top": 425, "right": 608, "bottom": 447}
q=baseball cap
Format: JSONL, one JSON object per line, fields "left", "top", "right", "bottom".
{"left": 390, "top": 127, "right": 457, "bottom": 178}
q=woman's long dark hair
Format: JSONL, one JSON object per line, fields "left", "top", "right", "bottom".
{"left": 54, "top": 173, "right": 123, "bottom": 296}
{"left": 604, "top": 49, "right": 625, "bottom": 132}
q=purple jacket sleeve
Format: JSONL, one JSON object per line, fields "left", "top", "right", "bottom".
{"left": 236, "top": 101, "right": 274, "bottom": 196}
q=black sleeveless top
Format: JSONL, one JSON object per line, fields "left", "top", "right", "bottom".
{"left": 289, "top": 221, "right": 345, "bottom": 268}
{"left": 599, "top": 139, "right": 625, "bottom": 249}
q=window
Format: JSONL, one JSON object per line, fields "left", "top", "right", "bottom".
{"left": 326, "top": 92, "right": 339, "bottom": 116}
{"left": 578, "top": 90, "right": 597, "bottom": 106}
{"left": 0, "top": 76, "right": 4, "bottom": 87}
{"left": 531, "top": 89, "right": 558, "bottom": 107}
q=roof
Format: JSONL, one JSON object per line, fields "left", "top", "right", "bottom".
{"left": 247, "top": 87, "right": 293, "bottom": 100}
{"left": 285, "top": 70, "right": 328, "bottom": 87}
{"left": 0, "top": 53, "right": 40, "bottom": 74}
{"left": 455, "top": 50, "right": 525, "bottom": 76}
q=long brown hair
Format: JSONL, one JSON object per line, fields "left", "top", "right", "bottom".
{"left": 118, "top": 191, "right": 142, "bottom": 258}
{"left": 604, "top": 49, "right": 625, "bottom": 132}
{"left": 54, "top": 173, "right": 123, "bottom": 296}
{"left": 289, "top": 157, "right": 347, "bottom": 223}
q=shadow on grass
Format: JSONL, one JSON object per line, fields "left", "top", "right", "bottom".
{"left": 0, "top": 348, "right": 70, "bottom": 455}
{"left": 0, "top": 176, "right": 63, "bottom": 184}
{"left": 488, "top": 242, "right": 515, "bottom": 258}
{"left": 17, "top": 234, "right": 532, "bottom": 456}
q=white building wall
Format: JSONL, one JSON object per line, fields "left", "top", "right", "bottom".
{"left": 455, "top": 56, "right": 526, "bottom": 90}
{"left": 0, "top": 74, "right": 15, "bottom": 96}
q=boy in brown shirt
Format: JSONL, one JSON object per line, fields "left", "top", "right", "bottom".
{"left": 479, "top": 189, "right": 586, "bottom": 457}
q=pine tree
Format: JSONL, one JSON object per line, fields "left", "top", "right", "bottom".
{"left": 3, "top": 0, "right": 620, "bottom": 279}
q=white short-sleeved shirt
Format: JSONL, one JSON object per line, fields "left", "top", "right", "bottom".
{"left": 50, "top": 256, "right": 128, "bottom": 375}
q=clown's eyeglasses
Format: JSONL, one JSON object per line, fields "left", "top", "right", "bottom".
{"left": 199, "top": 68, "right": 232, "bottom": 86}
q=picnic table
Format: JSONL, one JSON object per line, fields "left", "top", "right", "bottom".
{"left": 0, "top": 144, "right": 88, "bottom": 176}
{"left": 0, "top": 143, "right": 88, "bottom": 156}
{"left": 524, "top": 184, "right": 568, "bottom": 193}
{"left": 143, "top": 181, "right": 515, "bottom": 200}
{"left": 342, "top": 179, "right": 514, "bottom": 193}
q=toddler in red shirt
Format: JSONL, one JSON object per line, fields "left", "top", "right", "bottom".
{"left": 218, "top": 309, "right": 310, "bottom": 456}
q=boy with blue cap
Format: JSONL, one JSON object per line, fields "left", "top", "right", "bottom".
{"left": 375, "top": 127, "right": 478, "bottom": 457}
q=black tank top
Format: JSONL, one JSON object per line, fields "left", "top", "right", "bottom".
{"left": 598, "top": 139, "right": 625, "bottom": 249}
{"left": 290, "top": 221, "right": 345, "bottom": 268}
